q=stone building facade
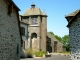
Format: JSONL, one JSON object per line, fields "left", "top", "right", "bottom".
{"left": 65, "top": 9, "right": 80, "bottom": 60}
{"left": 20, "top": 4, "right": 64, "bottom": 53}
{"left": 47, "top": 33, "right": 64, "bottom": 53}
{"left": 0, "top": 0, "right": 21, "bottom": 60}
{"left": 22, "top": 4, "right": 47, "bottom": 52}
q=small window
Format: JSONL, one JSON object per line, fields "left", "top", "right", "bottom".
{"left": 21, "top": 27, "right": 25, "bottom": 36}
{"left": 32, "top": 18, "right": 38, "bottom": 25}
{"left": 8, "top": 4, "right": 13, "bottom": 16}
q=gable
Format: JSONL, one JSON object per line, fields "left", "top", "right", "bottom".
{"left": 67, "top": 11, "right": 80, "bottom": 27}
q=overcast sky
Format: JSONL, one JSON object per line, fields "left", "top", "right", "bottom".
{"left": 13, "top": 0, "right": 80, "bottom": 37}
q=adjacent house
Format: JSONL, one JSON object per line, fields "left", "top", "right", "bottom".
{"left": 47, "top": 32, "right": 65, "bottom": 53}
{"left": 65, "top": 9, "right": 80, "bottom": 60}
{"left": 19, "top": 15, "right": 29, "bottom": 50}
{"left": 0, "top": 0, "right": 21, "bottom": 60}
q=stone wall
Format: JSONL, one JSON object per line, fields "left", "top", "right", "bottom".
{"left": 69, "top": 16, "right": 80, "bottom": 60}
{"left": 41, "top": 16, "right": 47, "bottom": 51}
{"left": 0, "top": 0, "right": 21, "bottom": 60}
{"left": 47, "top": 33, "right": 64, "bottom": 53}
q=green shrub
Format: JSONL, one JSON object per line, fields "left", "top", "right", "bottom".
{"left": 33, "top": 51, "right": 47, "bottom": 57}
{"left": 27, "top": 48, "right": 33, "bottom": 55}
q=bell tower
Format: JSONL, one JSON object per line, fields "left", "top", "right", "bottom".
{"left": 23, "top": 4, "right": 47, "bottom": 51}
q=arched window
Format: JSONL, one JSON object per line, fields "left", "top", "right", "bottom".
{"left": 31, "top": 33, "right": 37, "bottom": 39}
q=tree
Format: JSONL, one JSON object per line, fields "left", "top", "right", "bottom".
{"left": 62, "top": 35, "right": 70, "bottom": 51}
{"left": 54, "top": 35, "right": 62, "bottom": 43}
{"left": 62, "top": 35, "right": 69, "bottom": 46}
{"left": 48, "top": 32, "right": 54, "bottom": 35}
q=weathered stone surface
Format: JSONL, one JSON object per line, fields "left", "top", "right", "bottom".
{"left": 0, "top": 0, "right": 21, "bottom": 60}
{"left": 69, "top": 17, "right": 80, "bottom": 60}
{"left": 67, "top": 12, "right": 80, "bottom": 60}
{"left": 32, "top": 38, "right": 38, "bottom": 51}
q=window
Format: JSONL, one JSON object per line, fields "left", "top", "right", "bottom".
{"left": 31, "top": 18, "right": 38, "bottom": 25}
{"left": 8, "top": 4, "right": 13, "bottom": 16}
{"left": 21, "top": 27, "right": 25, "bottom": 36}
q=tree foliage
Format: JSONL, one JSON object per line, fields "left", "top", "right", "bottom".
{"left": 48, "top": 32, "right": 54, "bottom": 35}
{"left": 54, "top": 35, "right": 62, "bottom": 43}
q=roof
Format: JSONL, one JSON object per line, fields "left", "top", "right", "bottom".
{"left": 65, "top": 9, "right": 80, "bottom": 27}
{"left": 19, "top": 15, "right": 29, "bottom": 25}
{"left": 47, "top": 32, "right": 63, "bottom": 45}
{"left": 23, "top": 4, "right": 47, "bottom": 16}
{"left": 11, "top": 0, "right": 20, "bottom": 11}
{"left": 65, "top": 9, "right": 80, "bottom": 17}
{"left": 20, "top": 20, "right": 29, "bottom": 25}
{"left": 5, "top": 0, "right": 20, "bottom": 11}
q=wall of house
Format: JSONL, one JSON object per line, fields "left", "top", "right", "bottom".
{"left": 20, "top": 23, "right": 28, "bottom": 49}
{"left": 69, "top": 16, "right": 80, "bottom": 60}
{"left": 0, "top": 0, "right": 21, "bottom": 60}
{"left": 57, "top": 42, "right": 64, "bottom": 53}
{"left": 27, "top": 17, "right": 40, "bottom": 51}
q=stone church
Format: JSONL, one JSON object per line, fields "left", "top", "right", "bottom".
{"left": 20, "top": 4, "right": 64, "bottom": 53}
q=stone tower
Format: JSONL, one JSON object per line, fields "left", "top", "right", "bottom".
{"left": 22, "top": 4, "right": 47, "bottom": 51}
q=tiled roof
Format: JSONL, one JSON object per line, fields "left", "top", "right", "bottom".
{"left": 23, "top": 8, "right": 43, "bottom": 16}
{"left": 20, "top": 20, "right": 29, "bottom": 25}
{"left": 65, "top": 9, "right": 80, "bottom": 27}
{"left": 23, "top": 4, "right": 47, "bottom": 16}
{"left": 65, "top": 9, "right": 80, "bottom": 17}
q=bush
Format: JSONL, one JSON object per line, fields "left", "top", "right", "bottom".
{"left": 26, "top": 49, "right": 47, "bottom": 57}
{"left": 33, "top": 51, "right": 47, "bottom": 57}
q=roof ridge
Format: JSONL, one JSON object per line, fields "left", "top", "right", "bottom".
{"left": 47, "top": 32, "right": 63, "bottom": 44}
{"left": 65, "top": 9, "right": 80, "bottom": 17}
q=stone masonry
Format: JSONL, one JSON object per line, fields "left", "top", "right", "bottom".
{"left": 0, "top": 0, "right": 21, "bottom": 60}
{"left": 65, "top": 9, "right": 80, "bottom": 60}
{"left": 20, "top": 4, "right": 64, "bottom": 53}
{"left": 22, "top": 4, "right": 47, "bottom": 52}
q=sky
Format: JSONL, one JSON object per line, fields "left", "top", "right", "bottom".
{"left": 13, "top": 0, "right": 80, "bottom": 37}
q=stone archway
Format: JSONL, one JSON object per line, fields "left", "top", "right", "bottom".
{"left": 31, "top": 33, "right": 37, "bottom": 39}
{"left": 31, "top": 33, "right": 38, "bottom": 51}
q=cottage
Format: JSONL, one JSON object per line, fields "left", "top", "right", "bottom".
{"left": 65, "top": 9, "right": 80, "bottom": 60}
{"left": 0, "top": 0, "right": 21, "bottom": 60}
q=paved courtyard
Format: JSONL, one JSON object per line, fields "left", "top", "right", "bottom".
{"left": 20, "top": 55, "right": 70, "bottom": 60}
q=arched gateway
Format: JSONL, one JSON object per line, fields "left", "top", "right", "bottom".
{"left": 31, "top": 33, "right": 38, "bottom": 51}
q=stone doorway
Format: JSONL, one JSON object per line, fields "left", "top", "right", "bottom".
{"left": 54, "top": 41, "right": 57, "bottom": 52}
{"left": 31, "top": 33, "right": 38, "bottom": 51}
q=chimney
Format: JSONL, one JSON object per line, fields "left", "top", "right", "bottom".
{"left": 31, "top": 3, "right": 35, "bottom": 8}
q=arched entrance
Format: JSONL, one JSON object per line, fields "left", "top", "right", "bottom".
{"left": 31, "top": 33, "right": 37, "bottom": 39}
{"left": 31, "top": 33, "right": 38, "bottom": 51}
